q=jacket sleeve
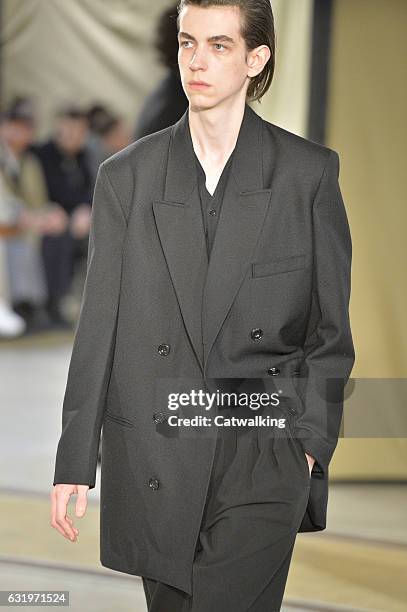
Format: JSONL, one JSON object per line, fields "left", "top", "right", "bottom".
{"left": 293, "top": 149, "right": 355, "bottom": 476}
{"left": 53, "top": 161, "right": 128, "bottom": 489}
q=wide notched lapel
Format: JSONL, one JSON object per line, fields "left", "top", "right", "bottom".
{"left": 200, "top": 105, "right": 273, "bottom": 375}
{"left": 152, "top": 109, "right": 208, "bottom": 373}
{"left": 152, "top": 103, "right": 275, "bottom": 378}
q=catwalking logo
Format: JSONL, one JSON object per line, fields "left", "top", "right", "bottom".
{"left": 166, "top": 389, "right": 289, "bottom": 429}
{"left": 167, "top": 413, "right": 288, "bottom": 428}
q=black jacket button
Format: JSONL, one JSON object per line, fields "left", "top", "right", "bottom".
{"left": 209, "top": 209, "right": 217, "bottom": 216}
{"left": 288, "top": 406, "right": 297, "bottom": 415}
{"left": 153, "top": 411, "right": 166, "bottom": 424}
{"left": 158, "top": 343, "right": 170, "bottom": 356}
{"left": 267, "top": 367, "right": 280, "bottom": 376}
{"left": 250, "top": 328, "right": 263, "bottom": 341}
{"left": 149, "top": 477, "right": 160, "bottom": 490}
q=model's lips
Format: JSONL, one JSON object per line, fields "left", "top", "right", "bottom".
{"left": 189, "top": 81, "right": 210, "bottom": 88}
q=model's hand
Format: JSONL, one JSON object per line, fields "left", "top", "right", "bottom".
{"left": 305, "top": 453, "right": 315, "bottom": 476}
{"left": 50, "top": 484, "right": 89, "bottom": 542}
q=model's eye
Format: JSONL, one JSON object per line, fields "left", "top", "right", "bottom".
{"left": 213, "top": 43, "right": 226, "bottom": 51}
{"left": 180, "top": 41, "right": 192, "bottom": 48}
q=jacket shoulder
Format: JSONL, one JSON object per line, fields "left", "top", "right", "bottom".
{"left": 96, "top": 125, "right": 173, "bottom": 215}
{"left": 262, "top": 118, "right": 337, "bottom": 168}
{"left": 101, "top": 125, "right": 172, "bottom": 176}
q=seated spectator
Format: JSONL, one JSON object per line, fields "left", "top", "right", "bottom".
{"left": 33, "top": 104, "right": 93, "bottom": 327}
{"left": 0, "top": 172, "right": 26, "bottom": 338}
{"left": 86, "top": 104, "right": 132, "bottom": 187}
{"left": 0, "top": 97, "right": 61, "bottom": 334}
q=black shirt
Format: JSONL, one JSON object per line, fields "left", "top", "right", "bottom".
{"left": 194, "top": 150, "right": 235, "bottom": 259}
{"left": 33, "top": 140, "right": 93, "bottom": 215}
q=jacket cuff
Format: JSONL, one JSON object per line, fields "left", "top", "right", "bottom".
{"left": 293, "top": 425, "right": 336, "bottom": 477}
{"left": 53, "top": 478, "right": 95, "bottom": 490}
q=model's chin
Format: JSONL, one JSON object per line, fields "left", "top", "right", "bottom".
{"left": 187, "top": 91, "right": 211, "bottom": 100}
{"left": 187, "top": 93, "right": 217, "bottom": 112}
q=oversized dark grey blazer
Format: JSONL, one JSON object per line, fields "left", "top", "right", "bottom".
{"left": 53, "top": 103, "right": 355, "bottom": 595}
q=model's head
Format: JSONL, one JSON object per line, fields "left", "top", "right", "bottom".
{"left": 176, "top": 0, "right": 275, "bottom": 109}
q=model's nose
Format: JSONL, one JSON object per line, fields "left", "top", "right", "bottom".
{"left": 189, "top": 49, "right": 207, "bottom": 70}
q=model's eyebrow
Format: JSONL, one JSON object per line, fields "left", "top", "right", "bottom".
{"left": 178, "top": 31, "right": 235, "bottom": 44}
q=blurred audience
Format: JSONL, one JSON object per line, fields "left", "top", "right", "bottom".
{"left": 33, "top": 104, "right": 93, "bottom": 328}
{"left": 0, "top": 97, "right": 60, "bottom": 337}
{"left": 0, "top": 172, "right": 27, "bottom": 337}
{"left": 0, "top": 97, "right": 134, "bottom": 340}
{"left": 133, "top": 3, "right": 188, "bottom": 139}
{"left": 0, "top": 4, "right": 187, "bottom": 340}
{"left": 86, "top": 104, "right": 132, "bottom": 186}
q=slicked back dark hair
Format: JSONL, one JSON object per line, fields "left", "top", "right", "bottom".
{"left": 176, "top": 0, "right": 275, "bottom": 103}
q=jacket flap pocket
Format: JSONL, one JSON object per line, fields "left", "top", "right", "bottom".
{"left": 252, "top": 253, "right": 307, "bottom": 278}
{"left": 104, "top": 410, "right": 134, "bottom": 428}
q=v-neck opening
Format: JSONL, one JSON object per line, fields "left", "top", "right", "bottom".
{"left": 194, "top": 150, "right": 235, "bottom": 199}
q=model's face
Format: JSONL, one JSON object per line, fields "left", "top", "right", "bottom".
{"left": 177, "top": 5, "right": 268, "bottom": 111}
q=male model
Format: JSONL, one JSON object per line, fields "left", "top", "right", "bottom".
{"left": 51, "top": 1, "right": 355, "bottom": 610}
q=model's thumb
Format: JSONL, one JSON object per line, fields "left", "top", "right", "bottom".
{"left": 75, "top": 485, "right": 89, "bottom": 517}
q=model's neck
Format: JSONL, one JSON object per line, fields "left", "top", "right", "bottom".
{"left": 188, "top": 100, "right": 246, "bottom": 166}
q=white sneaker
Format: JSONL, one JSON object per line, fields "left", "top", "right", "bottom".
{"left": 0, "top": 298, "right": 27, "bottom": 338}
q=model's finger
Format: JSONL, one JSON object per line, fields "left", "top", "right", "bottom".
{"left": 55, "top": 489, "right": 77, "bottom": 540}
{"left": 51, "top": 490, "right": 73, "bottom": 540}
{"left": 66, "top": 515, "right": 79, "bottom": 535}
{"left": 50, "top": 488, "right": 71, "bottom": 539}
{"left": 54, "top": 522, "right": 72, "bottom": 540}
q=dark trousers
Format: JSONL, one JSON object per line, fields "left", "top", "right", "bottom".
{"left": 141, "top": 407, "right": 311, "bottom": 611}
{"left": 41, "top": 229, "right": 87, "bottom": 315}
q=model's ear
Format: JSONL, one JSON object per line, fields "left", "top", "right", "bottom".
{"left": 247, "top": 45, "right": 271, "bottom": 78}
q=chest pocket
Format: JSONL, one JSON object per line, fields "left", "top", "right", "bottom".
{"left": 252, "top": 253, "right": 307, "bottom": 278}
